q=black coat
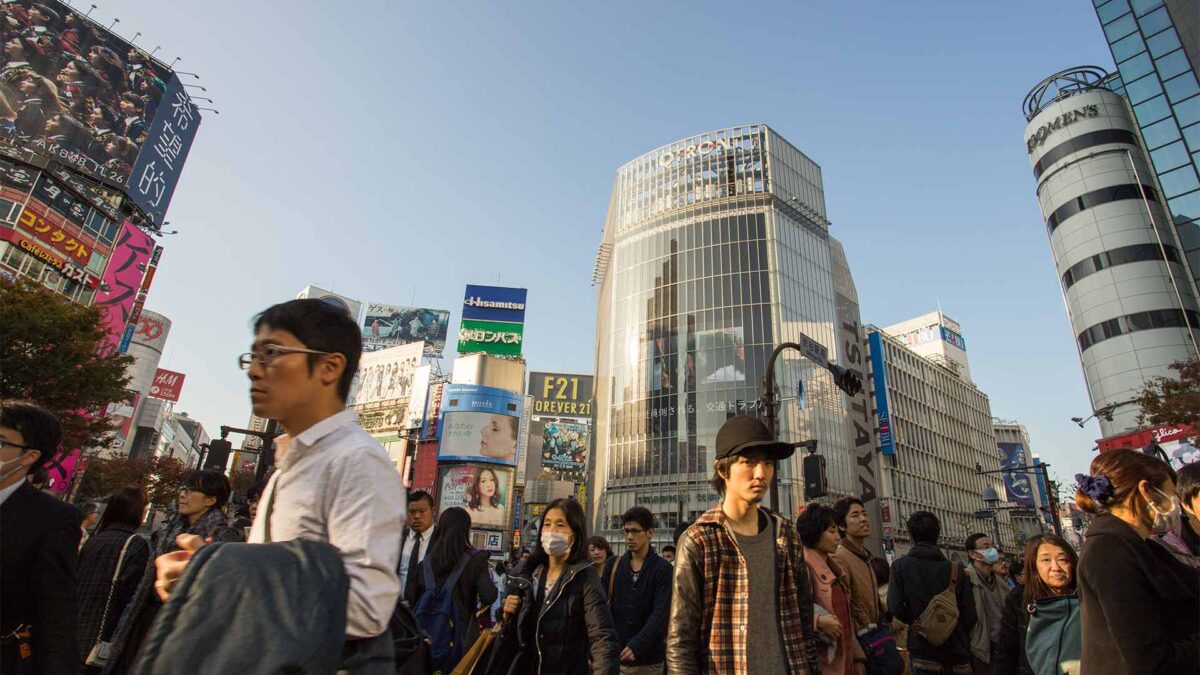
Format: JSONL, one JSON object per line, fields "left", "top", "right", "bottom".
{"left": 995, "top": 586, "right": 1033, "bottom": 675}
{"left": 887, "top": 542, "right": 977, "bottom": 667}
{"left": 0, "top": 480, "right": 84, "bottom": 674}
{"left": 405, "top": 549, "right": 498, "bottom": 650}
{"left": 602, "top": 548, "right": 672, "bottom": 665}
{"left": 1078, "top": 513, "right": 1200, "bottom": 674}
{"left": 75, "top": 525, "right": 150, "bottom": 661}
{"left": 490, "top": 560, "right": 619, "bottom": 675}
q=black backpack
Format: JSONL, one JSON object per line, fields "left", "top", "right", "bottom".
{"left": 413, "top": 553, "right": 472, "bottom": 671}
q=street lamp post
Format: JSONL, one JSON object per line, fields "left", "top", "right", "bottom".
{"left": 981, "top": 486, "right": 1004, "bottom": 548}
{"left": 975, "top": 463, "right": 1062, "bottom": 536}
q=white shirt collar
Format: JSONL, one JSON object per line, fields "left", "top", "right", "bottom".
{"left": 293, "top": 409, "right": 357, "bottom": 448}
{"left": 0, "top": 479, "right": 24, "bottom": 506}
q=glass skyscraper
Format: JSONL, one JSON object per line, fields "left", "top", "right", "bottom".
{"left": 590, "top": 125, "right": 872, "bottom": 547}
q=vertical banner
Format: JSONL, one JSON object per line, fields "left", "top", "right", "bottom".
{"left": 999, "top": 443, "right": 1035, "bottom": 507}
{"left": 867, "top": 332, "right": 895, "bottom": 456}
{"left": 95, "top": 222, "right": 153, "bottom": 353}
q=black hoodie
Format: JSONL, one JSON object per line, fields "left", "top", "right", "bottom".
{"left": 887, "top": 542, "right": 977, "bottom": 666}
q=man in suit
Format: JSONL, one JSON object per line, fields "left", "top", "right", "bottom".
{"left": 0, "top": 400, "right": 83, "bottom": 674}
{"left": 397, "top": 490, "right": 436, "bottom": 600}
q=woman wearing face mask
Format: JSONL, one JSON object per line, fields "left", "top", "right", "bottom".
{"left": 995, "top": 534, "right": 1079, "bottom": 675}
{"left": 495, "top": 497, "right": 619, "bottom": 674}
{"left": 1076, "top": 448, "right": 1199, "bottom": 674}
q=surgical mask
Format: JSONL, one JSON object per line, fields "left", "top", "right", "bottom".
{"left": 1149, "top": 487, "right": 1182, "bottom": 535}
{"left": 0, "top": 451, "right": 34, "bottom": 481}
{"left": 975, "top": 547, "right": 1000, "bottom": 565}
{"left": 541, "top": 531, "right": 571, "bottom": 556}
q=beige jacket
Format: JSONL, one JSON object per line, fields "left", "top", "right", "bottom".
{"left": 832, "top": 539, "right": 882, "bottom": 631}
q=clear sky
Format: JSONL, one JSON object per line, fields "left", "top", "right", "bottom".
{"left": 95, "top": 0, "right": 1120, "bottom": 492}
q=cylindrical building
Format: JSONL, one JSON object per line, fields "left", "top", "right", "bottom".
{"left": 590, "top": 125, "right": 872, "bottom": 548}
{"left": 1023, "top": 67, "right": 1200, "bottom": 437}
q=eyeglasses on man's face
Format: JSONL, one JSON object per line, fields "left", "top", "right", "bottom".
{"left": 238, "top": 344, "right": 331, "bottom": 370}
{"left": 0, "top": 439, "right": 33, "bottom": 453}
{"left": 623, "top": 527, "right": 647, "bottom": 536}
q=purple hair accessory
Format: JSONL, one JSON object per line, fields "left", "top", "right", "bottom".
{"left": 1076, "top": 473, "right": 1114, "bottom": 505}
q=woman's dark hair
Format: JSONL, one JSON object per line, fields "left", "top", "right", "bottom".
{"left": 526, "top": 498, "right": 588, "bottom": 571}
{"left": 254, "top": 299, "right": 363, "bottom": 402}
{"left": 795, "top": 503, "right": 837, "bottom": 548}
{"left": 586, "top": 535, "right": 612, "bottom": 559}
{"left": 183, "top": 469, "right": 231, "bottom": 510}
{"left": 1177, "top": 462, "right": 1200, "bottom": 554}
{"left": 672, "top": 521, "right": 691, "bottom": 545}
{"left": 119, "top": 91, "right": 144, "bottom": 111}
{"left": 468, "top": 467, "right": 502, "bottom": 509}
{"left": 869, "top": 557, "right": 891, "bottom": 587}
{"left": 91, "top": 103, "right": 118, "bottom": 127}
{"left": 427, "top": 507, "right": 473, "bottom": 577}
{"left": 1076, "top": 449, "right": 1177, "bottom": 523}
{"left": 1021, "top": 534, "right": 1078, "bottom": 606}
{"left": 0, "top": 400, "right": 62, "bottom": 467}
{"left": 97, "top": 486, "right": 146, "bottom": 531}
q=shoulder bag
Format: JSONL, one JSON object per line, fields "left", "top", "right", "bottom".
{"left": 85, "top": 533, "right": 143, "bottom": 667}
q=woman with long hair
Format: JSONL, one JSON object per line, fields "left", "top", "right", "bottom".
{"left": 466, "top": 467, "right": 506, "bottom": 527}
{"left": 405, "top": 507, "right": 496, "bottom": 671}
{"left": 586, "top": 535, "right": 612, "bottom": 572}
{"left": 1075, "top": 448, "right": 1198, "bottom": 674}
{"left": 995, "top": 534, "right": 1079, "bottom": 675}
{"left": 498, "top": 497, "right": 619, "bottom": 674}
{"left": 76, "top": 487, "right": 150, "bottom": 670}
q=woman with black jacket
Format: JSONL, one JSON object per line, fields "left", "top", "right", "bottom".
{"left": 405, "top": 507, "right": 498, "bottom": 664}
{"left": 495, "top": 497, "right": 619, "bottom": 675}
{"left": 1075, "top": 449, "right": 1199, "bottom": 675}
{"left": 995, "top": 534, "right": 1079, "bottom": 675}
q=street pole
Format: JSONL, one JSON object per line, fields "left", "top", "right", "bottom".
{"left": 991, "top": 511, "right": 1003, "bottom": 552}
{"left": 762, "top": 342, "right": 803, "bottom": 513}
{"left": 1041, "top": 462, "right": 1063, "bottom": 536}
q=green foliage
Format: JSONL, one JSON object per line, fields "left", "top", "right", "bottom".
{"left": 0, "top": 279, "right": 133, "bottom": 452}
{"left": 1137, "top": 359, "right": 1200, "bottom": 429}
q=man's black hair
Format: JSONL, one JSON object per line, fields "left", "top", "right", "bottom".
{"left": 408, "top": 490, "right": 435, "bottom": 509}
{"left": 1178, "top": 462, "right": 1200, "bottom": 506}
{"left": 622, "top": 505, "right": 655, "bottom": 531}
{"left": 672, "top": 521, "right": 691, "bottom": 546}
{"left": 183, "top": 469, "right": 232, "bottom": 510}
{"left": 662, "top": 544, "right": 676, "bottom": 555}
{"left": 907, "top": 510, "right": 941, "bottom": 545}
{"left": 796, "top": 503, "right": 837, "bottom": 548}
{"left": 0, "top": 400, "right": 62, "bottom": 467}
{"left": 832, "top": 496, "right": 865, "bottom": 529}
{"left": 254, "top": 299, "right": 362, "bottom": 401}
{"left": 965, "top": 532, "right": 990, "bottom": 552}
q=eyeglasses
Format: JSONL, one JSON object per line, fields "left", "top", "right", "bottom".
{"left": 0, "top": 440, "right": 33, "bottom": 452}
{"left": 623, "top": 528, "right": 646, "bottom": 536}
{"left": 238, "top": 344, "right": 331, "bottom": 370}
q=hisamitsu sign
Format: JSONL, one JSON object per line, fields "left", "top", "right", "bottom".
{"left": 462, "top": 285, "right": 527, "bottom": 324}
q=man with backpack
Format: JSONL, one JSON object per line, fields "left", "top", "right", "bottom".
{"left": 887, "top": 511, "right": 976, "bottom": 675}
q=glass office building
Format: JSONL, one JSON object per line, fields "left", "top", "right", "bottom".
{"left": 590, "top": 125, "right": 867, "bottom": 545}
{"left": 1095, "top": 0, "right": 1200, "bottom": 288}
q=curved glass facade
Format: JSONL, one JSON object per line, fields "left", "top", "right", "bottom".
{"left": 591, "top": 125, "right": 860, "bottom": 546}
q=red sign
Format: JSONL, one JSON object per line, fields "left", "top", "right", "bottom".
{"left": 149, "top": 368, "right": 186, "bottom": 402}
{"left": 1097, "top": 423, "right": 1196, "bottom": 453}
{"left": 0, "top": 225, "right": 99, "bottom": 288}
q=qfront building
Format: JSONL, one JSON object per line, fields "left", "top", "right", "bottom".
{"left": 1022, "top": 68, "right": 1200, "bottom": 437}
{"left": 591, "top": 125, "right": 879, "bottom": 548}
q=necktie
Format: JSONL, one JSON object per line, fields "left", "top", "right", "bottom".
{"left": 407, "top": 531, "right": 423, "bottom": 593}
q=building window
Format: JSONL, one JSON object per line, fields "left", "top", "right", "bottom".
{"left": 1061, "top": 242, "right": 1181, "bottom": 290}
{"left": 1077, "top": 308, "right": 1200, "bottom": 351}
{"left": 1047, "top": 183, "right": 1159, "bottom": 232}
{"left": 1033, "top": 129, "right": 1141, "bottom": 178}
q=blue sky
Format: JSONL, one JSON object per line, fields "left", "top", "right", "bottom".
{"left": 96, "top": 0, "right": 1118, "bottom": 489}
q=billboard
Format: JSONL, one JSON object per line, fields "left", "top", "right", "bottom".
{"left": 149, "top": 368, "right": 185, "bottom": 402}
{"left": 362, "top": 303, "right": 450, "bottom": 357}
{"left": 438, "top": 384, "right": 522, "bottom": 465}
{"left": 462, "top": 285, "right": 527, "bottom": 323}
{"left": 438, "top": 463, "right": 513, "bottom": 529}
{"left": 457, "top": 319, "right": 524, "bottom": 357}
{"left": 94, "top": 222, "right": 152, "bottom": 353}
{"left": 867, "top": 332, "right": 895, "bottom": 456}
{"left": 0, "top": 1, "right": 200, "bottom": 225}
{"left": 296, "top": 285, "right": 362, "bottom": 322}
{"left": 404, "top": 365, "right": 432, "bottom": 430}
{"left": 527, "top": 372, "right": 593, "bottom": 418}
{"left": 695, "top": 328, "right": 746, "bottom": 384}
{"left": 998, "top": 443, "right": 1035, "bottom": 507}
{"left": 533, "top": 419, "right": 589, "bottom": 476}
{"left": 348, "top": 341, "right": 423, "bottom": 407}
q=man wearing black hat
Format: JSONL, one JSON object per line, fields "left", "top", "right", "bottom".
{"left": 666, "top": 415, "right": 822, "bottom": 675}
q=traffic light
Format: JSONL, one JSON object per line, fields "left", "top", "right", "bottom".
{"left": 803, "top": 453, "right": 827, "bottom": 499}
{"left": 828, "top": 365, "right": 863, "bottom": 397}
{"left": 204, "top": 439, "right": 233, "bottom": 470}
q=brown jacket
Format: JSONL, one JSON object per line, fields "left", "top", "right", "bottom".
{"left": 832, "top": 539, "right": 882, "bottom": 632}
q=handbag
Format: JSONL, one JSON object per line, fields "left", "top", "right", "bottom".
{"left": 855, "top": 624, "right": 905, "bottom": 675}
{"left": 450, "top": 609, "right": 502, "bottom": 675}
{"left": 85, "top": 533, "right": 141, "bottom": 667}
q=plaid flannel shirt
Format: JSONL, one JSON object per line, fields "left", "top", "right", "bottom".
{"left": 667, "top": 504, "right": 820, "bottom": 674}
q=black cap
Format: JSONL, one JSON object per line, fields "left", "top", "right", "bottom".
{"left": 715, "top": 415, "right": 795, "bottom": 461}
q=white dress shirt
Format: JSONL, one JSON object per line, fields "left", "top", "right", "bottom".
{"left": 0, "top": 479, "right": 22, "bottom": 506}
{"left": 249, "top": 410, "right": 406, "bottom": 638}
{"left": 398, "top": 523, "right": 435, "bottom": 596}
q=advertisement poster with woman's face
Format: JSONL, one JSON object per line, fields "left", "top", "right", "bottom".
{"left": 439, "top": 464, "right": 511, "bottom": 529}
{"left": 439, "top": 411, "right": 520, "bottom": 466}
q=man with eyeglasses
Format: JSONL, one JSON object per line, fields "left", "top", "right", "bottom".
{"left": 0, "top": 400, "right": 83, "bottom": 674}
{"left": 602, "top": 505, "right": 673, "bottom": 674}
{"left": 667, "top": 415, "right": 822, "bottom": 675}
{"left": 154, "top": 299, "right": 405, "bottom": 673}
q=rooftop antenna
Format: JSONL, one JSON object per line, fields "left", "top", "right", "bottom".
{"left": 150, "top": 45, "right": 161, "bottom": 57}
{"left": 85, "top": 4, "right": 97, "bottom": 17}
{"left": 107, "top": 18, "right": 118, "bottom": 30}
{"left": 131, "top": 31, "right": 141, "bottom": 43}
{"left": 169, "top": 57, "right": 182, "bottom": 68}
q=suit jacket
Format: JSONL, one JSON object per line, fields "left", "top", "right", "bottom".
{"left": 1, "top": 481, "right": 84, "bottom": 674}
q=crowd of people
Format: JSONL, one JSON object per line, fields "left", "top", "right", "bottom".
{"left": 2, "top": 297, "right": 1199, "bottom": 673}
{"left": 2, "top": 1, "right": 167, "bottom": 178}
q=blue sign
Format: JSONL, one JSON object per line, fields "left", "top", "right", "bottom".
{"left": 1033, "top": 457, "right": 1053, "bottom": 525}
{"left": 438, "top": 384, "right": 524, "bottom": 465}
{"left": 118, "top": 324, "right": 135, "bottom": 353}
{"left": 127, "top": 75, "right": 202, "bottom": 229}
{"left": 462, "top": 285, "right": 528, "bottom": 324}
{"left": 867, "top": 332, "right": 895, "bottom": 456}
{"left": 940, "top": 326, "right": 967, "bottom": 351}
{"left": 999, "top": 443, "right": 1035, "bottom": 507}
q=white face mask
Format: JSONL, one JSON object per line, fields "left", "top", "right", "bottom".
{"left": 541, "top": 531, "right": 571, "bottom": 556}
{"left": 0, "top": 451, "right": 35, "bottom": 482}
{"left": 1150, "top": 487, "right": 1182, "bottom": 535}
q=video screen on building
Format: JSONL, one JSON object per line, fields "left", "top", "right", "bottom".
{"left": 1, "top": 0, "right": 200, "bottom": 226}
{"left": 438, "top": 463, "right": 513, "bottom": 530}
{"left": 438, "top": 384, "right": 522, "bottom": 466}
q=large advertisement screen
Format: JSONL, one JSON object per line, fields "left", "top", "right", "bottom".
{"left": 998, "top": 442, "right": 1035, "bottom": 508}
{"left": 362, "top": 303, "right": 450, "bottom": 356}
{"left": 0, "top": 1, "right": 200, "bottom": 226}
{"left": 94, "top": 221, "right": 151, "bottom": 353}
{"left": 438, "top": 463, "right": 513, "bottom": 529}
{"left": 695, "top": 327, "right": 746, "bottom": 384}
{"left": 527, "top": 372, "right": 593, "bottom": 418}
{"left": 348, "top": 341, "right": 423, "bottom": 406}
{"left": 438, "top": 384, "right": 522, "bottom": 466}
{"left": 533, "top": 418, "right": 589, "bottom": 475}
